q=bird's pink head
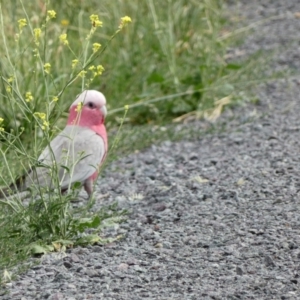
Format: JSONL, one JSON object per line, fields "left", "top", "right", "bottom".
{"left": 67, "top": 90, "right": 107, "bottom": 127}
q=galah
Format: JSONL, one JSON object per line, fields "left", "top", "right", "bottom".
{"left": 2, "top": 90, "right": 108, "bottom": 199}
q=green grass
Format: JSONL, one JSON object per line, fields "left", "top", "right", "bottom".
{"left": 0, "top": 0, "right": 244, "bottom": 129}
{"left": 0, "top": 0, "right": 277, "bottom": 285}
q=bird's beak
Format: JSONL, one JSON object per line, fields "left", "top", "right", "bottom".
{"left": 100, "top": 105, "right": 107, "bottom": 117}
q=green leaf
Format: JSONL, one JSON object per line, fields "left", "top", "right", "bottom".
{"left": 78, "top": 215, "right": 101, "bottom": 232}
{"left": 226, "top": 63, "right": 241, "bottom": 70}
{"left": 72, "top": 181, "right": 82, "bottom": 189}
{"left": 76, "top": 234, "right": 101, "bottom": 245}
{"left": 60, "top": 165, "right": 70, "bottom": 172}
{"left": 29, "top": 243, "right": 54, "bottom": 255}
{"left": 147, "top": 73, "right": 165, "bottom": 84}
{"left": 52, "top": 239, "right": 73, "bottom": 251}
{"left": 101, "top": 216, "right": 126, "bottom": 228}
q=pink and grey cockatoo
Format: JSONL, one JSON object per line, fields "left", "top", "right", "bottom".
{"left": 2, "top": 90, "right": 107, "bottom": 199}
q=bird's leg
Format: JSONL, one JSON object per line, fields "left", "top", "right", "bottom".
{"left": 83, "top": 178, "right": 94, "bottom": 199}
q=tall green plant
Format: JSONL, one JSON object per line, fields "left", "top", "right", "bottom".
{"left": 0, "top": 2, "right": 130, "bottom": 284}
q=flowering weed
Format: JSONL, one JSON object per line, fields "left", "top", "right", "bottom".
{"left": 0, "top": 0, "right": 131, "bottom": 284}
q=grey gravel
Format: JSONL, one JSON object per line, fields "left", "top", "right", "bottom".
{"left": 2, "top": 0, "right": 300, "bottom": 299}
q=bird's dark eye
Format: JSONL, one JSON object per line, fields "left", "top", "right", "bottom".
{"left": 87, "top": 102, "right": 94, "bottom": 108}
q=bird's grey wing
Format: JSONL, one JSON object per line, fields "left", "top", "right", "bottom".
{"left": 25, "top": 129, "right": 71, "bottom": 189}
{"left": 58, "top": 126, "right": 105, "bottom": 189}
{"left": 26, "top": 126, "right": 105, "bottom": 191}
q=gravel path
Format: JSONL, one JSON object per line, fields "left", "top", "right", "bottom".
{"left": 2, "top": 1, "right": 300, "bottom": 299}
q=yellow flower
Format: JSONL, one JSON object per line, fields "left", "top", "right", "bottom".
{"left": 52, "top": 96, "right": 59, "bottom": 102}
{"left": 0, "top": 118, "right": 4, "bottom": 124}
{"left": 86, "top": 15, "right": 102, "bottom": 40}
{"left": 34, "top": 28, "right": 41, "bottom": 39}
{"left": 78, "top": 70, "right": 87, "bottom": 78}
{"left": 94, "top": 20, "right": 102, "bottom": 27}
{"left": 119, "top": 16, "right": 132, "bottom": 29}
{"left": 90, "top": 14, "right": 103, "bottom": 27}
{"left": 18, "top": 18, "right": 27, "bottom": 31}
{"left": 7, "top": 76, "right": 14, "bottom": 83}
{"left": 47, "top": 10, "right": 56, "bottom": 21}
{"left": 44, "top": 63, "right": 51, "bottom": 74}
{"left": 42, "top": 120, "right": 49, "bottom": 130}
{"left": 89, "top": 14, "right": 98, "bottom": 22}
{"left": 34, "top": 112, "right": 46, "bottom": 120}
{"left": 75, "top": 102, "right": 83, "bottom": 112}
{"left": 25, "top": 92, "right": 33, "bottom": 102}
{"left": 34, "top": 112, "right": 47, "bottom": 130}
{"left": 59, "top": 33, "right": 69, "bottom": 46}
{"left": 124, "top": 105, "right": 129, "bottom": 111}
{"left": 47, "top": 10, "right": 56, "bottom": 18}
{"left": 61, "top": 19, "right": 69, "bottom": 26}
{"left": 34, "top": 28, "right": 42, "bottom": 45}
{"left": 92, "top": 43, "right": 101, "bottom": 53}
{"left": 90, "top": 65, "right": 105, "bottom": 78}
{"left": 96, "top": 65, "right": 104, "bottom": 76}
{"left": 72, "top": 59, "right": 79, "bottom": 69}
